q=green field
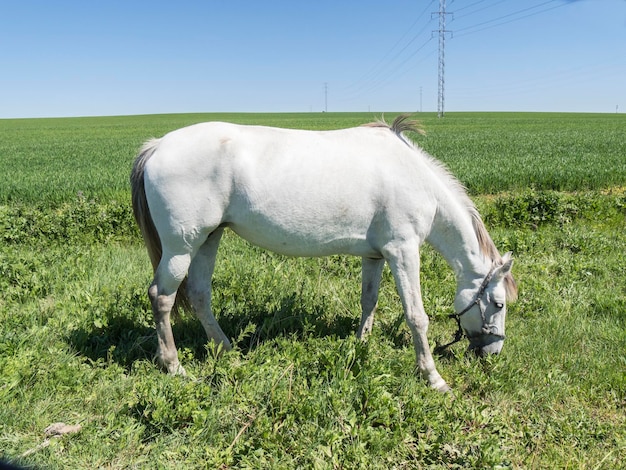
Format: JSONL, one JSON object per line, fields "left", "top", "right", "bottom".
{"left": 1, "top": 112, "right": 625, "bottom": 468}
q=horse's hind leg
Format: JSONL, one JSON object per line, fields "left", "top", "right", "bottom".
{"left": 186, "top": 228, "right": 232, "bottom": 352}
{"left": 149, "top": 251, "right": 193, "bottom": 375}
{"left": 357, "top": 257, "right": 385, "bottom": 339}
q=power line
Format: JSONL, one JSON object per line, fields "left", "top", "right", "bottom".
{"left": 449, "top": 59, "right": 624, "bottom": 98}
{"left": 455, "top": 0, "right": 565, "bottom": 37}
{"left": 453, "top": 0, "right": 508, "bottom": 20}
{"left": 339, "top": 38, "right": 435, "bottom": 104}
{"left": 454, "top": 0, "right": 491, "bottom": 14}
{"left": 342, "top": 0, "right": 435, "bottom": 95}
{"left": 369, "top": 0, "right": 436, "bottom": 77}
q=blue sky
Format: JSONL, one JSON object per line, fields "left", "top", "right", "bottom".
{"left": 1, "top": 0, "right": 624, "bottom": 118}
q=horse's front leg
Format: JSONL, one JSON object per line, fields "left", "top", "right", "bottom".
{"left": 384, "top": 243, "right": 450, "bottom": 392}
{"left": 357, "top": 257, "right": 385, "bottom": 339}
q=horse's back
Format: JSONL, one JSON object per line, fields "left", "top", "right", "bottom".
{"left": 147, "top": 121, "right": 426, "bottom": 197}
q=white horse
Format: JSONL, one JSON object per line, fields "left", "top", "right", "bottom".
{"left": 130, "top": 115, "right": 517, "bottom": 392}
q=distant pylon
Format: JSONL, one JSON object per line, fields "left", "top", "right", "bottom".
{"left": 433, "top": 0, "right": 452, "bottom": 118}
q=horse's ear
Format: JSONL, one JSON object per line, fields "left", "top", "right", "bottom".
{"left": 494, "top": 252, "right": 513, "bottom": 281}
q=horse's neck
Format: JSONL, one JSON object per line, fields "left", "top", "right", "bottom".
{"left": 426, "top": 197, "right": 489, "bottom": 284}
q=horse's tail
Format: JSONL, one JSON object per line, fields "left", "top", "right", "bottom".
{"left": 130, "top": 139, "right": 190, "bottom": 313}
{"left": 131, "top": 138, "right": 162, "bottom": 272}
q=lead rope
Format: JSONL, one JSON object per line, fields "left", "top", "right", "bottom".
{"left": 433, "top": 315, "right": 465, "bottom": 354}
{"left": 433, "top": 265, "right": 495, "bottom": 355}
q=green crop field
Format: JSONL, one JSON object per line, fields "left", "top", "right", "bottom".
{"left": 1, "top": 112, "right": 625, "bottom": 468}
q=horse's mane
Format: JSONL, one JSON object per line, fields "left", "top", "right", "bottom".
{"left": 362, "top": 114, "right": 425, "bottom": 146}
{"left": 364, "top": 115, "right": 518, "bottom": 300}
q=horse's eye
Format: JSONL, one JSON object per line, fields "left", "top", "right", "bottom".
{"left": 494, "top": 302, "right": 504, "bottom": 309}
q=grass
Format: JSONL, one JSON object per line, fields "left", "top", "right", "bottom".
{"left": 0, "top": 112, "right": 625, "bottom": 468}
{"left": 421, "top": 112, "right": 626, "bottom": 194}
{"left": 2, "top": 112, "right": 625, "bottom": 204}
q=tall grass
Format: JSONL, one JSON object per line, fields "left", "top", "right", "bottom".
{"left": 421, "top": 112, "right": 626, "bottom": 194}
{"left": 0, "top": 113, "right": 624, "bottom": 468}
{"left": 1, "top": 112, "right": 625, "bottom": 204}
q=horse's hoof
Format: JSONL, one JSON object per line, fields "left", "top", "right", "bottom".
{"left": 431, "top": 380, "right": 452, "bottom": 393}
{"left": 165, "top": 362, "right": 186, "bottom": 376}
{"left": 172, "top": 364, "right": 187, "bottom": 376}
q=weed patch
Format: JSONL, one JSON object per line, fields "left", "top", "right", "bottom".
{"left": 0, "top": 197, "right": 137, "bottom": 245}
{"left": 483, "top": 189, "right": 625, "bottom": 229}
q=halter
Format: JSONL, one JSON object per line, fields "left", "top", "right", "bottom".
{"left": 434, "top": 264, "right": 505, "bottom": 354}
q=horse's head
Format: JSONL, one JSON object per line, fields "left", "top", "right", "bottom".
{"left": 453, "top": 252, "right": 516, "bottom": 357}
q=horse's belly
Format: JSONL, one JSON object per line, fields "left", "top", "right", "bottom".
{"left": 228, "top": 219, "right": 380, "bottom": 258}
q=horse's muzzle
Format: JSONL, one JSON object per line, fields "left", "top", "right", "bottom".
{"left": 468, "top": 335, "right": 504, "bottom": 356}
